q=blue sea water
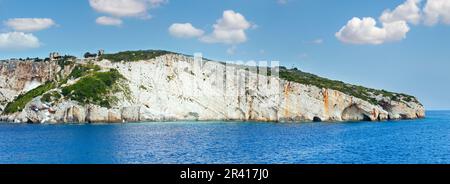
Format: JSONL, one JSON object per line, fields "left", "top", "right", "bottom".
{"left": 0, "top": 111, "right": 449, "bottom": 164}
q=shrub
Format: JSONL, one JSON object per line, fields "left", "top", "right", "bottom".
{"left": 140, "top": 85, "right": 148, "bottom": 90}
{"left": 41, "top": 91, "right": 62, "bottom": 103}
{"left": 62, "top": 69, "right": 127, "bottom": 108}
{"left": 56, "top": 55, "right": 77, "bottom": 68}
{"left": 3, "top": 82, "right": 55, "bottom": 114}
{"left": 69, "top": 64, "right": 101, "bottom": 79}
{"left": 100, "top": 50, "right": 173, "bottom": 62}
{"left": 279, "top": 68, "right": 413, "bottom": 105}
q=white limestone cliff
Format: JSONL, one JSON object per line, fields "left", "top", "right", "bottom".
{"left": 0, "top": 53, "right": 425, "bottom": 123}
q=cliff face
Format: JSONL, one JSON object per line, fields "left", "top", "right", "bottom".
{"left": 0, "top": 52, "right": 425, "bottom": 123}
{"left": 0, "top": 61, "right": 58, "bottom": 111}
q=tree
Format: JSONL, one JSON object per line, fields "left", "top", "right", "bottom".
{"left": 84, "top": 52, "right": 91, "bottom": 58}
{"left": 84, "top": 52, "right": 97, "bottom": 59}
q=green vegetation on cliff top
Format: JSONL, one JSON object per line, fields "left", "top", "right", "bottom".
{"left": 56, "top": 55, "right": 76, "bottom": 68}
{"left": 68, "top": 63, "right": 101, "bottom": 79}
{"left": 41, "top": 91, "right": 62, "bottom": 103}
{"left": 279, "top": 68, "right": 418, "bottom": 105}
{"left": 100, "top": 50, "right": 174, "bottom": 62}
{"left": 3, "top": 82, "right": 56, "bottom": 114}
{"left": 2, "top": 61, "right": 130, "bottom": 114}
{"left": 101, "top": 49, "right": 418, "bottom": 105}
{"left": 2, "top": 49, "right": 419, "bottom": 115}
{"left": 62, "top": 69, "right": 128, "bottom": 108}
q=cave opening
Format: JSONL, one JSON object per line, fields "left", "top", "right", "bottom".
{"left": 342, "top": 104, "right": 373, "bottom": 121}
{"left": 362, "top": 114, "right": 372, "bottom": 121}
{"left": 313, "top": 117, "right": 322, "bottom": 122}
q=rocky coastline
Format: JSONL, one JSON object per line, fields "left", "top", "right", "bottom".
{"left": 0, "top": 50, "right": 425, "bottom": 124}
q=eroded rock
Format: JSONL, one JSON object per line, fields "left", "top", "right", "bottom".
{"left": 1, "top": 54, "right": 425, "bottom": 123}
{"left": 86, "top": 105, "right": 109, "bottom": 123}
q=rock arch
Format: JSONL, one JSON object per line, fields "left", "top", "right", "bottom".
{"left": 341, "top": 104, "right": 372, "bottom": 121}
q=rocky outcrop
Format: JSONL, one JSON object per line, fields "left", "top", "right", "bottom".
{"left": 121, "top": 106, "right": 140, "bottom": 122}
{"left": 0, "top": 53, "right": 425, "bottom": 123}
{"left": 108, "top": 109, "right": 122, "bottom": 123}
{"left": 0, "top": 61, "right": 59, "bottom": 111}
{"left": 86, "top": 106, "right": 109, "bottom": 123}
{"left": 380, "top": 100, "right": 425, "bottom": 120}
{"left": 64, "top": 106, "right": 86, "bottom": 123}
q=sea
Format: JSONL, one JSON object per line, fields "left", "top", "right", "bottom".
{"left": 0, "top": 111, "right": 449, "bottom": 164}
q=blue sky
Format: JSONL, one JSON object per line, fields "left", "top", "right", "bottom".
{"left": 0, "top": 0, "right": 449, "bottom": 110}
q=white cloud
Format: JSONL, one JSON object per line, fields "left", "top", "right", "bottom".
{"left": 200, "top": 10, "right": 252, "bottom": 44}
{"left": 424, "top": 0, "right": 450, "bottom": 25}
{"left": 336, "top": 17, "right": 410, "bottom": 45}
{"left": 168, "top": 23, "right": 204, "bottom": 38}
{"left": 336, "top": 0, "right": 420, "bottom": 45}
{"left": 89, "top": 0, "right": 168, "bottom": 26}
{"left": 336, "top": 0, "right": 450, "bottom": 44}
{"left": 0, "top": 32, "right": 40, "bottom": 50}
{"left": 380, "top": 0, "right": 422, "bottom": 25}
{"left": 89, "top": 0, "right": 148, "bottom": 17}
{"left": 96, "top": 16, "right": 123, "bottom": 26}
{"left": 4, "top": 18, "right": 56, "bottom": 32}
